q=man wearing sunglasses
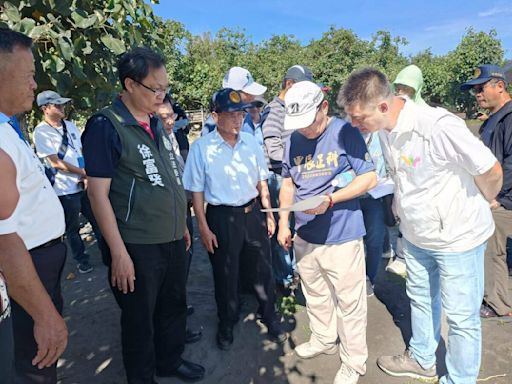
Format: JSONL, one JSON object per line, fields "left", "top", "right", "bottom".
{"left": 461, "top": 65, "right": 512, "bottom": 319}
{"left": 34, "top": 91, "right": 97, "bottom": 275}
{"left": 82, "top": 47, "right": 204, "bottom": 383}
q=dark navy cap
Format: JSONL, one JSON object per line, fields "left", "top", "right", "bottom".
{"left": 284, "top": 65, "right": 313, "bottom": 82}
{"left": 210, "top": 88, "right": 252, "bottom": 113}
{"left": 461, "top": 64, "right": 508, "bottom": 91}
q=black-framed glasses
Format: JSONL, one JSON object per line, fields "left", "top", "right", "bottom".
{"left": 469, "top": 80, "right": 498, "bottom": 96}
{"left": 131, "top": 78, "right": 171, "bottom": 97}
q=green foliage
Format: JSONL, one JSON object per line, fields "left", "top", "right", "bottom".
{"left": 444, "top": 28, "right": 504, "bottom": 115}
{"left": 1, "top": 1, "right": 507, "bottom": 117}
{"left": 0, "top": 0, "right": 165, "bottom": 113}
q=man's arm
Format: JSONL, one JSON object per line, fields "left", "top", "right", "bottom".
{"left": 87, "top": 177, "right": 135, "bottom": 293}
{"left": 474, "top": 161, "right": 503, "bottom": 203}
{"left": 256, "top": 180, "right": 275, "bottom": 237}
{"left": 0, "top": 149, "right": 67, "bottom": 369}
{"left": 303, "top": 171, "right": 377, "bottom": 216}
{"left": 46, "top": 154, "right": 85, "bottom": 177}
{"left": 277, "top": 176, "right": 295, "bottom": 250}
{"left": 191, "top": 192, "right": 218, "bottom": 253}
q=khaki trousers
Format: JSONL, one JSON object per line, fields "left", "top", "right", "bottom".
{"left": 294, "top": 236, "right": 368, "bottom": 374}
{"left": 484, "top": 206, "right": 512, "bottom": 315}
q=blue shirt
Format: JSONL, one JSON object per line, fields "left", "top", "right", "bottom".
{"left": 282, "top": 117, "right": 375, "bottom": 245}
{"left": 183, "top": 130, "right": 269, "bottom": 206}
{"left": 0, "top": 112, "right": 9, "bottom": 124}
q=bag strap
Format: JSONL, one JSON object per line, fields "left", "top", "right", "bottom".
{"left": 57, "top": 119, "right": 69, "bottom": 160}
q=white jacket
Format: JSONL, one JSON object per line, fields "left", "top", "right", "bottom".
{"left": 379, "top": 100, "right": 496, "bottom": 252}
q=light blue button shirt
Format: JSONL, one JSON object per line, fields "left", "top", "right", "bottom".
{"left": 241, "top": 113, "right": 264, "bottom": 149}
{"left": 183, "top": 130, "right": 269, "bottom": 206}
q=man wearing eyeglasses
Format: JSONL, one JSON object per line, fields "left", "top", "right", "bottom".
{"left": 33, "top": 91, "right": 97, "bottom": 275}
{"left": 461, "top": 65, "right": 512, "bottom": 319}
{"left": 82, "top": 47, "right": 205, "bottom": 383}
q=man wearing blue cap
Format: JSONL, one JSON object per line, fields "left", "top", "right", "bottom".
{"left": 462, "top": 64, "right": 512, "bottom": 318}
{"left": 183, "top": 88, "right": 286, "bottom": 350}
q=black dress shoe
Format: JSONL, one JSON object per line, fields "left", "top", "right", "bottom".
{"left": 216, "top": 325, "right": 233, "bottom": 350}
{"left": 186, "top": 328, "right": 202, "bottom": 344}
{"left": 158, "top": 359, "right": 205, "bottom": 382}
{"left": 267, "top": 322, "right": 288, "bottom": 344}
{"left": 187, "top": 305, "right": 195, "bottom": 316}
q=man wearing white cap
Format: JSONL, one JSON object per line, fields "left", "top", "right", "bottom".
{"left": 201, "top": 66, "right": 267, "bottom": 147}
{"left": 277, "top": 81, "right": 376, "bottom": 384}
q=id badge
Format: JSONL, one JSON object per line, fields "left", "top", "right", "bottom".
{"left": 77, "top": 156, "right": 85, "bottom": 169}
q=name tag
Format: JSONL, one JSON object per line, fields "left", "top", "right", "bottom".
{"left": 77, "top": 156, "right": 85, "bottom": 169}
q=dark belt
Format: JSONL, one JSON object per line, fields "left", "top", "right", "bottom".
{"left": 210, "top": 198, "right": 257, "bottom": 214}
{"left": 31, "top": 236, "right": 64, "bottom": 251}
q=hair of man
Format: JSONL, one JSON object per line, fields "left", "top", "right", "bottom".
{"left": 117, "top": 47, "right": 166, "bottom": 90}
{"left": 0, "top": 28, "right": 32, "bottom": 72}
{"left": 337, "top": 68, "right": 392, "bottom": 109}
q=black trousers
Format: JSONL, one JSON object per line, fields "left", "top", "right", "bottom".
{"left": 0, "top": 289, "right": 14, "bottom": 384}
{"left": 206, "top": 200, "right": 276, "bottom": 327}
{"left": 12, "top": 241, "right": 67, "bottom": 384}
{"left": 104, "top": 240, "right": 188, "bottom": 384}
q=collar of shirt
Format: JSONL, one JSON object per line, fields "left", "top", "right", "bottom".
{"left": 211, "top": 128, "right": 247, "bottom": 149}
{"left": 0, "top": 112, "right": 10, "bottom": 124}
{"left": 390, "top": 98, "right": 415, "bottom": 138}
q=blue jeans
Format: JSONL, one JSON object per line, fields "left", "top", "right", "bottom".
{"left": 360, "top": 197, "right": 386, "bottom": 284}
{"left": 403, "top": 238, "right": 485, "bottom": 384}
{"left": 268, "top": 171, "right": 295, "bottom": 286}
{"left": 59, "top": 191, "right": 89, "bottom": 265}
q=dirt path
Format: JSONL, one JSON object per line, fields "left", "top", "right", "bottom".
{"left": 57, "top": 222, "right": 512, "bottom": 384}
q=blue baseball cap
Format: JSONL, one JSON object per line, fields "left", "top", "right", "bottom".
{"left": 210, "top": 88, "right": 252, "bottom": 113}
{"left": 460, "top": 64, "right": 508, "bottom": 91}
{"left": 36, "top": 90, "right": 72, "bottom": 107}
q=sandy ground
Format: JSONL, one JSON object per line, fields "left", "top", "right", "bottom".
{"left": 54, "top": 218, "right": 512, "bottom": 384}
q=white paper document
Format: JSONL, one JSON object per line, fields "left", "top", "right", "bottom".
{"left": 261, "top": 195, "right": 326, "bottom": 213}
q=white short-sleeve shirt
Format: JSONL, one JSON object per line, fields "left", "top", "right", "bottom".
{"left": 34, "top": 120, "right": 84, "bottom": 196}
{"left": 379, "top": 100, "right": 496, "bottom": 252}
{"left": 0, "top": 120, "right": 65, "bottom": 250}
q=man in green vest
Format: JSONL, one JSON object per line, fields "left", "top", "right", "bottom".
{"left": 82, "top": 47, "right": 205, "bottom": 384}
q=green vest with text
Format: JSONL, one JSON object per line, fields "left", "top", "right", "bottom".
{"left": 96, "top": 99, "right": 187, "bottom": 244}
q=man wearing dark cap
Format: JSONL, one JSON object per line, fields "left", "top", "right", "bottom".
{"left": 462, "top": 64, "right": 512, "bottom": 318}
{"left": 82, "top": 47, "right": 204, "bottom": 383}
{"left": 262, "top": 65, "right": 313, "bottom": 289}
{"left": 183, "top": 88, "right": 286, "bottom": 350}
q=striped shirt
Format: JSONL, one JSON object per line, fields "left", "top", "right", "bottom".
{"left": 262, "top": 96, "right": 291, "bottom": 173}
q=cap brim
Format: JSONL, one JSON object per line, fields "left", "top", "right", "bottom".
{"left": 242, "top": 82, "right": 267, "bottom": 96}
{"left": 460, "top": 77, "right": 491, "bottom": 91}
{"left": 217, "top": 102, "right": 253, "bottom": 113}
{"left": 53, "top": 97, "right": 72, "bottom": 105}
{"left": 284, "top": 108, "right": 317, "bottom": 130}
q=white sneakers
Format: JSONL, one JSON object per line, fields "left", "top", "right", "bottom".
{"left": 386, "top": 258, "right": 407, "bottom": 277}
{"left": 295, "top": 340, "right": 338, "bottom": 359}
{"left": 334, "top": 363, "right": 360, "bottom": 384}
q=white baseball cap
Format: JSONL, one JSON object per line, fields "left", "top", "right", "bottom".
{"left": 222, "top": 67, "right": 267, "bottom": 96}
{"left": 284, "top": 81, "right": 324, "bottom": 130}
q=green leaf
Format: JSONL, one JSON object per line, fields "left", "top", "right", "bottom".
{"left": 71, "top": 10, "right": 97, "bottom": 29}
{"left": 3, "top": 2, "right": 21, "bottom": 22}
{"left": 51, "top": 55, "right": 66, "bottom": 72}
{"left": 100, "top": 34, "right": 125, "bottom": 55}
{"left": 19, "top": 17, "right": 36, "bottom": 34}
{"left": 58, "top": 36, "right": 73, "bottom": 61}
